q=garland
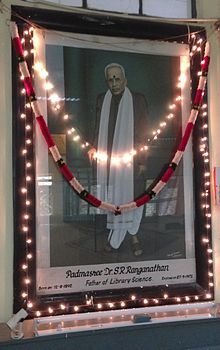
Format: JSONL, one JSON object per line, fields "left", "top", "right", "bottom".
{"left": 10, "top": 21, "right": 210, "bottom": 216}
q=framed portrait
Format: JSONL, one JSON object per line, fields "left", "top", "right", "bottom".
{"left": 12, "top": 6, "right": 212, "bottom": 316}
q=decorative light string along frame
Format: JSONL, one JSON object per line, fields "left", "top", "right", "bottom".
{"left": 11, "top": 22, "right": 213, "bottom": 316}
{"left": 10, "top": 21, "right": 211, "bottom": 217}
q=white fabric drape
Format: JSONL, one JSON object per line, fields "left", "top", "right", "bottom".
{"left": 97, "top": 87, "right": 143, "bottom": 249}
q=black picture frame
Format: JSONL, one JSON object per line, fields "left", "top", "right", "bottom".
{"left": 11, "top": 5, "right": 212, "bottom": 318}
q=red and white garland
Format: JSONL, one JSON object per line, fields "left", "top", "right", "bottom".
{"left": 10, "top": 21, "right": 210, "bottom": 216}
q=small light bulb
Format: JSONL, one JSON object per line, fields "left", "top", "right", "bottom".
{"left": 44, "top": 82, "right": 54, "bottom": 90}
{"left": 34, "top": 62, "right": 43, "bottom": 71}
{"left": 175, "top": 96, "right": 182, "bottom": 101}
{"left": 169, "top": 104, "right": 176, "bottom": 110}
{"left": 160, "top": 122, "right": 166, "bottom": 127}
{"left": 49, "top": 93, "right": 60, "bottom": 104}
{"left": 39, "top": 70, "right": 48, "bottom": 79}
{"left": 73, "top": 135, "right": 80, "bottom": 142}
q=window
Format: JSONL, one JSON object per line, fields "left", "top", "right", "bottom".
{"left": 26, "top": 0, "right": 193, "bottom": 17}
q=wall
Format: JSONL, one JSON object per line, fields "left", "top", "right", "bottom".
{"left": 0, "top": 0, "right": 219, "bottom": 323}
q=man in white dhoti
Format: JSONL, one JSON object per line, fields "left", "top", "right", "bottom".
{"left": 89, "top": 63, "right": 148, "bottom": 256}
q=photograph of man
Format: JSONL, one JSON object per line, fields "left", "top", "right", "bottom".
{"left": 89, "top": 63, "right": 148, "bottom": 256}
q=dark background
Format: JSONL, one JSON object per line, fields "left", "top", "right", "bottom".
{"left": 45, "top": 44, "right": 186, "bottom": 267}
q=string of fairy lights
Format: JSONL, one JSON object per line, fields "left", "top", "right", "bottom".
{"left": 14, "top": 24, "right": 213, "bottom": 317}
{"left": 18, "top": 26, "right": 35, "bottom": 311}
{"left": 33, "top": 58, "right": 183, "bottom": 164}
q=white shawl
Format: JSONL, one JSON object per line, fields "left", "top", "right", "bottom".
{"left": 97, "top": 87, "right": 143, "bottom": 249}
